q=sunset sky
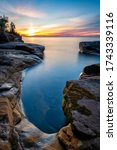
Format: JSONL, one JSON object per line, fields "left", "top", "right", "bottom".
{"left": 0, "top": 0, "right": 100, "bottom": 37}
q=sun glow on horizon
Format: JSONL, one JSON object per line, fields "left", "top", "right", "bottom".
{"left": 17, "top": 26, "right": 42, "bottom": 36}
{"left": 16, "top": 16, "right": 100, "bottom": 37}
{"left": 28, "top": 26, "right": 36, "bottom": 36}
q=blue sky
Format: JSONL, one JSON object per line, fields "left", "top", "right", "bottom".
{"left": 0, "top": 0, "right": 100, "bottom": 36}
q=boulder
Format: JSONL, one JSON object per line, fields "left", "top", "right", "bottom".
{"left": 83, "top": 64, "right": 100, "bottom": 76}
{"left": 80, "top": 64, "right": 100, "bottom": 79}
{"left": 79, "top": 41, "right": 100, "bottom": 55}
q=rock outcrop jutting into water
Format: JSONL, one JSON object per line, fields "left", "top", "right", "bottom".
{"left": 58, "top": 64, "right": 100, "bottom": 150}
{"left": 79, "top": 41, "right": 100, "bottom": 55}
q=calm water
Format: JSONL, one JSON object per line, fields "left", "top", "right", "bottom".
{"left": 22, "top": 37, "right": 100, "bottom": 133}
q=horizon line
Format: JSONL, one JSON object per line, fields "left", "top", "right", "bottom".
{"left": 22, "top": 35, "right": 100, "bottom": 38}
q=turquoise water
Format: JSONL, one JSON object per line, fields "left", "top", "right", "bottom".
{"left": 22, "top": 37, "right": 100, "bottom": 133}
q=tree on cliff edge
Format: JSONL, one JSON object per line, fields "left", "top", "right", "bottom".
{"left": 0, "top": 16, "right": 9, "bottom": 33}
{"left": 0, "top": 15, "right": 23, "bottom": 43}
{"left": 10, "top": 22, "right": 15, "bottom": 33}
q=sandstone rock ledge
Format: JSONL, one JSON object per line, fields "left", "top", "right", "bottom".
{"left": 58, "top": 64, "right": 100, "bottom": 150}
{"left": 0, "top": 42, "right": 64, "bottom": 150}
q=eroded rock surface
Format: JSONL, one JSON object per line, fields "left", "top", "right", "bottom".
{"left": 58, "top": 64, "right": 100, "bottom": 150}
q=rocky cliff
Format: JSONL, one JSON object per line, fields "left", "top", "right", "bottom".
{"left": 58, "top": 64, "right": 100, "bottom": 150}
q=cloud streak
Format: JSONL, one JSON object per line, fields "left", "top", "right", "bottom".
{"left": 0, "top": 2, "right": 46, "bottom": 19}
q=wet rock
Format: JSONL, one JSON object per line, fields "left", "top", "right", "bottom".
{"left": 79, "top": 41, "right": 100, "bottom": 55}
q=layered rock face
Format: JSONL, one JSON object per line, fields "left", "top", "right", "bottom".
{"left": 79, "top": 41, "right": 100, "bottom": 55}
{"left": 58, "top": 64, "right": 100, "bottom": 150}
{"left": 0, "top": 42, "right": 64, "bottom": 150}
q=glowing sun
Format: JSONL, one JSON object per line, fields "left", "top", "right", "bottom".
{"left": 28, "top": 26, "right": 36, "bottom": 36}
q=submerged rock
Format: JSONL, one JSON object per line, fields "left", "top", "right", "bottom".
{"left": 58, "top": 64, "right": 100, "bottom": 150}
{"left": 79, "top": 41, "right": 100, "bottom": 55}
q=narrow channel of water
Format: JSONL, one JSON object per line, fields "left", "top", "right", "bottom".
{"left": 22, "top": 37, "right": 100, "bottom": 133}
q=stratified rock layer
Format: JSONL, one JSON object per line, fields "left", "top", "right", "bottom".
{"left": 58, "top": 64, "right": 100, "bottom": 150}
{"left": 79, "top": 41, "right": 100, "bottom": 55}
